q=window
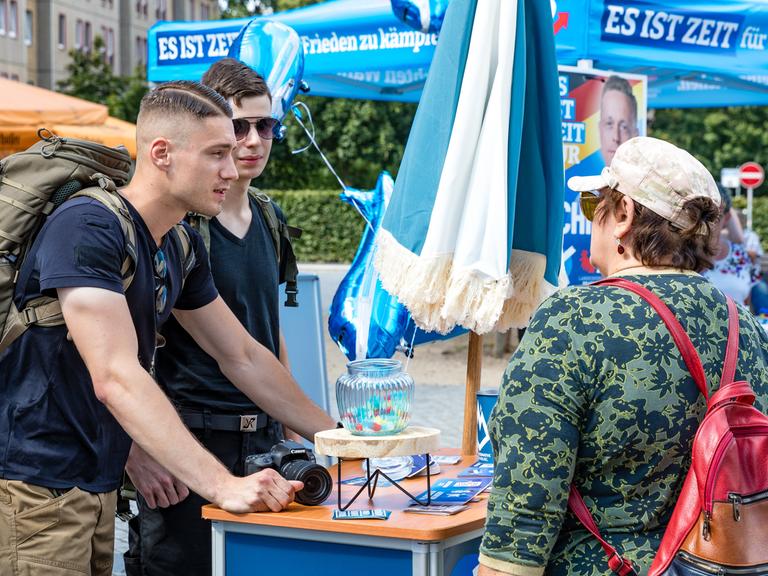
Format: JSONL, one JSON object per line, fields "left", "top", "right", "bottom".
{"left": 0, "top": 0, "right": 6, "bottom": 35}
{"left": 59, "top": 14, "right": 67, "bottom": 50}
{"left": 143, "top": 0, "right": 147, "bottom": 17}
{"left": 155, "top": 0, "right": 167, "bottom": 20}
{"left": 84, "top": 21, "right": 92, "bottom": 52}
{"left": 8, "top": 0, "right": 17, "bottom": 38}
{"left": 136, "top": 35, "right": 145, "bottom": 64}
{"left": 201, "top": 2, "right": 209, "bottom": 20}
{"left": 107, "top": 28, "right": 114, "bottom": 67}
{"left": 0, "top": 72, "right": 8, "bottom": 79}
{"left": 99, "top": 26, "right": 107, "bottom": 61}
{"left": 10, "top": 73, "right": 18, "bottom": 81}
{"left": 57, "top": 13, "right": 65, "bottom": 49}
{"left": 75, "top": 19, "right": 83, "bottom": 50}
{"left": 188, "top": 0, "right": 194, "bottom": 20}
{"left": 23, "top": 9, "right": 30, "bottom": 45}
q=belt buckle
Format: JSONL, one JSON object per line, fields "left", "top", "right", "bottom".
{"left": 239, "top": 415, "right": 260, "bottom": 432}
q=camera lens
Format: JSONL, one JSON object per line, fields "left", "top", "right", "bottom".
{"left": 280, "top": 460, "right": 332, "bottom": 506}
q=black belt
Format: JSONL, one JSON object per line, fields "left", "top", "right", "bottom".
{"left": 180, "top": 410, "right": 269, "bottom": 433}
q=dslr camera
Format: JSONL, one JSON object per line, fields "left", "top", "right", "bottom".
{"left": 244, "top": 440, "right": 332, "bottom": 506}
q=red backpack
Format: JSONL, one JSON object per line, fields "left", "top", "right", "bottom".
{"left": 569, "top": 277, "right": 768, "bottom": 575}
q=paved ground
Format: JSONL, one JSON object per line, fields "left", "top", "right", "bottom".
{"left": 113, "top": 263, "right": 512, "bottom": 574}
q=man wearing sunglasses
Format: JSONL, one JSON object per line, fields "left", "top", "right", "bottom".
{"left": 123, "top": 59, "right": 301, "bottom": 576}
{"left": 0, "top": 81, "right": 335, "bottom": 576}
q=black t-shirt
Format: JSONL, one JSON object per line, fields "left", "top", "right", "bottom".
{"left": 0, "top": 197, "right": 217, "bottom": 492}
{"left": 155, "top": 195, "right": 287, "bottom": 413}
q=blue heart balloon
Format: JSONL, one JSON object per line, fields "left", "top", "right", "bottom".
{"left": 228, "top": 20, "right": 305, "bottom": 122}
{"left": 390, "top": 0, "right": 451, "bottom": 33}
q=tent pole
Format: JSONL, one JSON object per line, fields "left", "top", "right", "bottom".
{"left": 462, "top": 332, "right": 483, "bottom": 455}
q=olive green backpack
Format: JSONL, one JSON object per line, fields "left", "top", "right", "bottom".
{"left": 0, "top": 130, "right": 194, "bottom": 354}
{"left": 188, "top": 187, "right": 302, "bottom": 306}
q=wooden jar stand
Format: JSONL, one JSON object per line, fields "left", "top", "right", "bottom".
{"left": 315, "top": 426, "right": 441, "bottom": 510}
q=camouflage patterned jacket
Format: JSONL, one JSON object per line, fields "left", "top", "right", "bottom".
{"left": 479, "top": 271, "right": 768, "bottom": 576}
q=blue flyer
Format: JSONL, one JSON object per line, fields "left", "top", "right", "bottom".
{"left": 457, "top": 461, "right": 494, "bottom": 477}
{"left": 341, "top": 476, "right": 393, "bottom": 487}
{"left": 413, "top": 478, "right": 492, "bottom": 505}
{"left": 407, "top": 454, "right": 430, "bottom": 477}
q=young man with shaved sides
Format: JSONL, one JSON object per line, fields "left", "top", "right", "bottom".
{"left": 0, "top": 81, "right": 335, "bottom": 576}
{"left": 125, "top": 59, "right": 305, "bottom": 576}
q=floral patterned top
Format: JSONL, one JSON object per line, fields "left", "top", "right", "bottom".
{"left": 702, "top": 242, "right": 760, "bottom": 304}
{"left": 479, "top": 272, "right": 768, "bottom": 576}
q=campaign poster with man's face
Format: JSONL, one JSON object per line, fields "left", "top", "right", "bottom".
{"left": 559, "top": 67, "right": 647, "bottom": 286}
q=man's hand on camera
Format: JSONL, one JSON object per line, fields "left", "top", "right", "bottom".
{"left": 215, "top": 468, "right": 304, "bottom": 514}
{"left": 126, "top": 443, "right": 190, "bottom": 508}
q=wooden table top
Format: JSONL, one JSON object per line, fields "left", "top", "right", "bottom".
{"left": 314, "top": 426, "right": 441, "bottom": 458}
{"left": 202, "top": 453, "right": 489, "bottom": 542}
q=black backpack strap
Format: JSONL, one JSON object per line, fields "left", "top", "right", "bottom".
{"left": 249, "top": 187, "right": 302, "bottom": 307}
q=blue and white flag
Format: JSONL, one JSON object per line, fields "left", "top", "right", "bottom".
{"left": 375, "top": 0, "right": 564, "bottom": 334}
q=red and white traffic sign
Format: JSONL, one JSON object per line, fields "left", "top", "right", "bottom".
{"left": 740, "top": 162, "right": 765, "bottom": 188}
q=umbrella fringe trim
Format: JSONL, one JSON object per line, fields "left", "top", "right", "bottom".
{"left": 375, "top": 231, "right": 555, "bottom": 335}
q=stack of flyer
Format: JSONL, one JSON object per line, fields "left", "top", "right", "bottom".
{"left": 405, "top": 477, "right": 492, "bottom": 516}
{"left": 404, "top": 460, "right": 494, "bottom": 516}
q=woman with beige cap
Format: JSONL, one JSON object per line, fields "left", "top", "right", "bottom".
{"left": 478, "top": 137, "right": 768, "bottom": 576}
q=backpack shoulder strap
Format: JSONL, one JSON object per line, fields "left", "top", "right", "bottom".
{"left": 71, "top": 185, "right": 138, "bottom": 291}
{"left": 568, "top": 487, "right": 638, "bottom": 575}
{"left": 249, "top": 187, "right": 282, "bottom": 261}
{"left": 249, "top": 187, "right": 302, "bottom": 307}
{"left": 594, "top": 277, "right": 709, "bottom": 399}
{"left": 170, "top": 222, "right": 196, "bottom": 284}
{"left": 186, "top": 213, "right": 211, "bottom": 257}
{"left": 0, "top": 182, "right": 137, "bottom": 354}
{"left": 720, "top": 296, "right": 740, "bottom": 387}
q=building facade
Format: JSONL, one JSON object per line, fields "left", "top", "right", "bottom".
{"left": 0, "top": 0, "right": 219, "bottom": 88}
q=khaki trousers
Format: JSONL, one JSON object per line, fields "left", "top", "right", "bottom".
{"left": 0, "top": 479, "right": 116, "bottom": 576}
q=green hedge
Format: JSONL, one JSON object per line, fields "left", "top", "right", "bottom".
{"left": 733, "top": 196, "right": 768, "bottom": 252}
{"left": 268, "top": 190, "right": 768, "bottom": 264}
{"left": 267, "top": 189, "right": 365, "bottom": 263}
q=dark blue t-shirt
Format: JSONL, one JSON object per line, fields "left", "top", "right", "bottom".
{"left": 0, "top": 197, "right": 217, "bottom": 493}
{"left": 156, "top": 195, "right": 287, "bottom": 413}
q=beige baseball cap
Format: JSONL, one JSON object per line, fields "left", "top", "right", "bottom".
{"left": 568, "top": 136, "right": 720, "bottom": 230}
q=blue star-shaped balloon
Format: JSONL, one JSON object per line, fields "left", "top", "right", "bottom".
{"left": 329, "top": 172, "right": 410, "bottom": 360}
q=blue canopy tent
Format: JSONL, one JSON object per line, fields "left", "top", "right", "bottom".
{"left": 148, "top": 0, "right": 768, "bottom": 108}
{"left": 555, "top": 0, "right": 768, "bottom": 108}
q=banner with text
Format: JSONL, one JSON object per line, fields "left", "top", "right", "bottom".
{"left": 559, "top": 66, "right": 647, "bottom": 286}
{"left": 148, "top": 0, "right": 435, "bottom": 101}
{"left": 583, "top": 0, "right": 768, "bottom": 77}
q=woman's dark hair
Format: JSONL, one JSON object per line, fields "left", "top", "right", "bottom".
{"left": 596, "top": 188, "right": 721, "bottom": 272}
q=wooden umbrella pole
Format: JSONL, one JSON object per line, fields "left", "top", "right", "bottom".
{"left": 462, "top": 332, "right": 483, "bottom": 456}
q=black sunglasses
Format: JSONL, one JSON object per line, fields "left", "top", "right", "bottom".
{"left": 232, "top": 117, "right": 281, "bottom": 141}
{"left": 154, "top": 248, "right": 168, "bottom": 316}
